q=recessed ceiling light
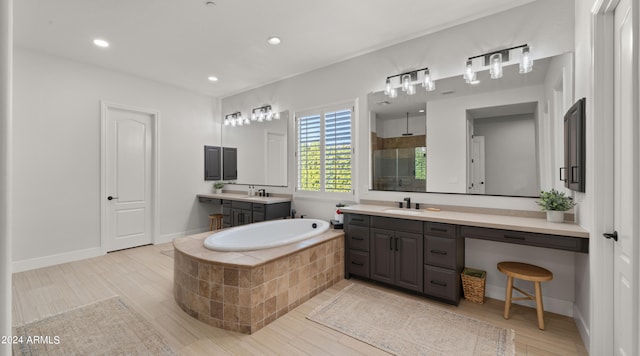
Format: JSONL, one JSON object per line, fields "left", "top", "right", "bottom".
{"left": 205, "top": 1, "right": 216, "bottom": 6}
{"left": 419, "top": 109, "right": 425, "bottom": 113}
{"left": 267, "top": 36, "right": 281, "bottom": 45}
{"left": 208, "top": 76, "right": 219, "bottom": 82}
{"left": 93, "top": 39, "right": 109, "bottom": 48}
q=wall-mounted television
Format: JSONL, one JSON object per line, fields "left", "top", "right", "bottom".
{"left": 563, "top": 97, "right": 586, "bottom": 192}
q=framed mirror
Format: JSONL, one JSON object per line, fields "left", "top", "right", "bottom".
{"left": 221, "top": 111, "right": 289, "bottom": 186}
{"left": 369, "top": 53, "right": 573, "bottom": 197}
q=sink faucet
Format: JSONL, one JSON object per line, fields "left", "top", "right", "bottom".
{"left": 403, "top": 197, "right": 411, "bottom": 209}
{"left": 257, "top": 189, "right": 266, "bottom": 197}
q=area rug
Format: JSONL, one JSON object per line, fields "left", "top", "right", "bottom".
{"left": 307, "top": 284, "right": 514, "bottom": 356}
{"left": 13, "top": 297, "right": 176, "bottom": 356}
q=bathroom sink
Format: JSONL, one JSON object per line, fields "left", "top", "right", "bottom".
{"left": 383, "top": 208, "right": 424, "bottom": 216}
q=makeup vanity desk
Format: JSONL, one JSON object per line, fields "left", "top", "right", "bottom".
{"left": 339, "top": 204, "right": 589, "bottom": 305}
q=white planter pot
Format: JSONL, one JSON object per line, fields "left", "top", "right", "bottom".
{"left": 215, "top": 188, "right": 222, "bottom": 194}
{"left": 546, "top": 210, "right": 565, "bottom": 223}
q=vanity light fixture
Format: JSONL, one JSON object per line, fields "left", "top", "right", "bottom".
{"left": 224, "top": 112, "right": 248, "bottom": 127}
{"left": 464, "top": 44, "right": 532, "bottom": 83}
{"left": 251, "top": 105, "right": 280, "bottom": 122}
{"left": 383, "top": 66, "right": 433, "bottom": 98}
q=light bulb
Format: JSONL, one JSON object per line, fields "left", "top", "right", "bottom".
{"left": 406, "top": 84, "right": 416, "bottom": 95}
{"left": 384, "top": 78, "right": 392, "bottom": 96}
{"left": 401, "top": 74, "right": 411, "bottom": 92}
{"left": 251, "top": 111, "right": 257, "bottom": 121}
{"left": 464, "top": 59, "right": 476, "bottom": 83}
{"left": 520, "top": 46, "right": 533, "bottom": 73}
{"left": 389, "top": 88, "right": 398, "bottom": 99}
{"left": 224, "top": 118, "right": 230, "bottom": 126}
{"left": 274, "top": 112, "right": 280, "bottom": 120}
{"left": 490, "top": 53, "right": 503, "bottom": 79}
{"left": 422, "top": 69, "right": 435, "bottom": 91}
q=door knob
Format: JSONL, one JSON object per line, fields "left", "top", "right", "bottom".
{"left": 107, "top": 196, "right": 118, "bottom": 201}
{"left": 603, "top": 231, "right": 618, "bottom": 242}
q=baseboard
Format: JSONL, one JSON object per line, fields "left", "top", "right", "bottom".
{"left": 485, "top": 283, "right": 574, "bottom": 317}
{"left": 12, "top": 247, "right": 103, "bottom": 273}
{"left": 156, "top": 227, "right": 209, "bottom": 244}
{"left": 573, "top": 304, "right": 590, "bottom": 353}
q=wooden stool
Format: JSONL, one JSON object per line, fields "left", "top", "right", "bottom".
{"left": 497, "top": 261, "right": 553, "bottom": 330}
{"left": 208, "top": 214, "right": 223, "bottom": 231}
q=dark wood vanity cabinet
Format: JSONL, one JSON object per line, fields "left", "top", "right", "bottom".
{"left": 345, "top": 214, "right": 371, "bottom": 278}
{"left": 221, "top": 200, "right": 291, "bottom": 227}
{"left": 370, "top": 228, "right": 423, "bottom": 292}
{"left": 423, "top": 222, "right": 464, "bottom": 304}
{"left": 222, "top": 147, "right": 238, "bottom": 181}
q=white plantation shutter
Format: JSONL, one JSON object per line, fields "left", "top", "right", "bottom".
{"left": 297, "top": 114, "right": 322, "bottom": 191}
{"left": 324, "top": 109, "right": 351, "bottom": 192}
{"left": 296, "top": 103, "right": 353, "bottom": 194}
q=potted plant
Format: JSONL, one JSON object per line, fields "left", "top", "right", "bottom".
{"left": 213, "top": 181, "right": 225, "bottom": 194}
{"left": 537, "top": 189, "right": 576, "bottom": 223}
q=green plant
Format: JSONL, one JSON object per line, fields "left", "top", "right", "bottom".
{"left": 537, "top": 189, "right": 576, "bottom": 211}
{"left": 213, "top": 181, "right": 225, "bottom": 189}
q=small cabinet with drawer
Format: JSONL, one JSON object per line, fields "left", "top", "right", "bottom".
{"left": 423, "top": 222, "right": 464, "bottom": 304}
{"left": 345, "top": 214, "right": 370, "bottom": 278}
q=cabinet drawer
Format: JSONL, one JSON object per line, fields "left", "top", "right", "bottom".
{"left": 424, "top": 265, "right": 458, "bottom": 301}
{"left": 371, "top": 216, "right": 422, "bottom": 234}
{"left": 222, "top": 200, "right": 232, "bottom": 207}
{"left": 253, "top": 212, "right": 265, "bottom": 222}
{"left": 198, "top": 197, "right": 220, "bottom": 204}
{"left": 346, "top": 214, "right": 370, "bottom": 227}
{"left": 346, "top": 225, "right": 369, "bottom": 252}
{"left": 253, "top": 204, "right": 265, "bottom": 212}
{"left": 424, "top": 235, "right": 457, "bottom": 269}
{"left": 424, "top": 222, "right": 456, "bottom": 238}
{"left": 232, "top": 201, "right": 252, "bottom": 210}
{"left": 461, "top": 226, "right": 589, "bottom": 253}
{"left": 347, "top": 250, "right": 370, "bottom": 278}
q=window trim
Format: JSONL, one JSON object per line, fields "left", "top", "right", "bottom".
{"left": 295, "top": 101, "right": 355, "bottom": 198}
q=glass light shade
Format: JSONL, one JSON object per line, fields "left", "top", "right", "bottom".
{"left": 384, "top": 78, "right": 392, "bottom": 96}
{"left": 406, "top": 84, "right": 416, "bottom": 95}
{"left": 274, "top": 112, "right": 280, "bottom": 120}
{"left": 520, "top": 46, "right": 533, "bottom": 73}
{"left": 389, "top": 88, "right": 398, "bottom": 99}
{"left": 251, "top": 112, "right": 257, "bottom": 121}
{"left": 401, "top": 74, "right": 411, "bottom": 92}
{"left": 224, "top": 118, "right": 230, "bottom": 126}
{"left": 463, "top": 60, "right": 476, "bottom": 83}
{"left": 244, "top": 118, "right": 250, "bottom": 125}
{"left": 489, "top": 53, "right": 503, "bottom": 79}
{"left": 422, "top": 69, "right": 435, "bottom": 91}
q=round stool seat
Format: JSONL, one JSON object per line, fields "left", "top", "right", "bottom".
{"left": 497, "top": 261, "right": 553, "bottom": 330}
{"left": 497, "top": 262, "right": 553, "bottom": 282}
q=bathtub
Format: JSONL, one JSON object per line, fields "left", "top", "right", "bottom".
{"left": 204, "top": 218, "right": 330, "bottom": 251}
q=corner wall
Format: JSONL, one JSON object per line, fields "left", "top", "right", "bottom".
{"left": 12, "top": 48, "right": 221, "bottom": 271}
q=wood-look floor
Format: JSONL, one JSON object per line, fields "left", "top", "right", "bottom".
{"left": 12, "top": 243, "right": 588, "bottom": 355}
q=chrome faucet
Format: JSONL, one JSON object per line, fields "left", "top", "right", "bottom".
{"left": 403, "top": 197, "right": 411, "bottom": 209}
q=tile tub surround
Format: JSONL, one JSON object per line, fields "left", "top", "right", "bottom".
{"left": 173, "top": 229, "right": 344, "bottom": 334}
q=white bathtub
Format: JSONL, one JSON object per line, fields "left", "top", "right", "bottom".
{"left": 204, "top": 218, "right": 330, "bottom": 251}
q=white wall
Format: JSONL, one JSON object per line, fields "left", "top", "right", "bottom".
{"left": 427, "top": 85, "right": 544, "bottom": 193}
{"left": 377, "top": 114, "right": 425, "bottom": 138}
{"left": 1, "top": 0, "right": 12, "bottom": 352}
{"left": 474, "top": 114, "right": 538, "bottom": 196}
{"left": 12, "top": 48, "right": 220, "bottom": 270}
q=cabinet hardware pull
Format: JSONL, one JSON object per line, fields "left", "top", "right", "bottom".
{"left": 352, "top": 237, "right": 364, "bottom": 241}
{"left": 430, "top": 280, "right": 447, "bottom": 287}
{"left": 351, "top": 261, "right": 364, "bottom": 266}
{"left": 430, "top": 249, "right": 447, "bottom": 255}
{"left": 352, "top": 218, "right": 364, "bottom": 222}
{"left": 559, "top": 167, "right": 567, "bottom": 182}
{"left": 389, "top": 237, "right": 393, "bottom": 251}
{"left": 504, "top": 235, "right": 525, "bottom": 240}
{"left": 431, "top": 227, "right": 448, "bottom": 233}
{"left": 395, "top": 238, "right": 400, "bottom": 251}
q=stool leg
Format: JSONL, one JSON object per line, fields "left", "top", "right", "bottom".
{"left": 504, "top": 276, "right": 513, "bottom": 319}
{"left": 534, "top": 281, "right": 545, "bottom": 330}
{"left": 209, "top": 219, "right": 214, "bottom": 231}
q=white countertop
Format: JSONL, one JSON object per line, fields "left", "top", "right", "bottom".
{"left": 197, "top": 193, "right": 292, "bottom": 204}
{"left": 340, "top": 204, "right": 589, "bottom": 238}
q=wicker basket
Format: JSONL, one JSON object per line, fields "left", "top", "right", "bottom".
{"left": 461, "top": 267, "right": 486, "bottom": 304}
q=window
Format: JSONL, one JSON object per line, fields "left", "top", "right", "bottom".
{"left": 297, "top": 104, "right": 353, "bottom": 194}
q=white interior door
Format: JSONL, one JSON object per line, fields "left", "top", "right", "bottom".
{"left": 612, "top": 0, "right": 639, "bottom": 354}
{"left": 468, "top": 136, "right": 485, "bottom": 194}
{"left": 104, "top": 105, "right": 154, "bottom": 252}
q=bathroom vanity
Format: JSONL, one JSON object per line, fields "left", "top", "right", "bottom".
{"left": 341, "top": 204, "right": 588, "bottom": 305}
{"left": 197, "top": 193, "right": 291, "bottom": 228}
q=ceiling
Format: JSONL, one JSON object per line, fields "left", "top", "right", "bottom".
{"left": 14, "top": 0, "right": 536, "bottom": 98}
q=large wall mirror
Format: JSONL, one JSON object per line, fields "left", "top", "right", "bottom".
{"left": 221, "top": 111, "right": 289, "bottom": 186}
{"left": 369, "top": 53, "right": 573, "bottom": 197}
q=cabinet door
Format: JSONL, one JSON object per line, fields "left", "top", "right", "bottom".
{"left": 204, "top": 145, "right": 221, "bottom": 181}
{"left": 223, "top": 147, "right": 238, "bottom": 180}
{"left": 370, "top": 228, "right": 394, "bottom": 284}
{"left": 232, "top": 209, "right": 251, "bottom": 226}
{"left": 395, "top": 231, "right": 423, "bottom": 292}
